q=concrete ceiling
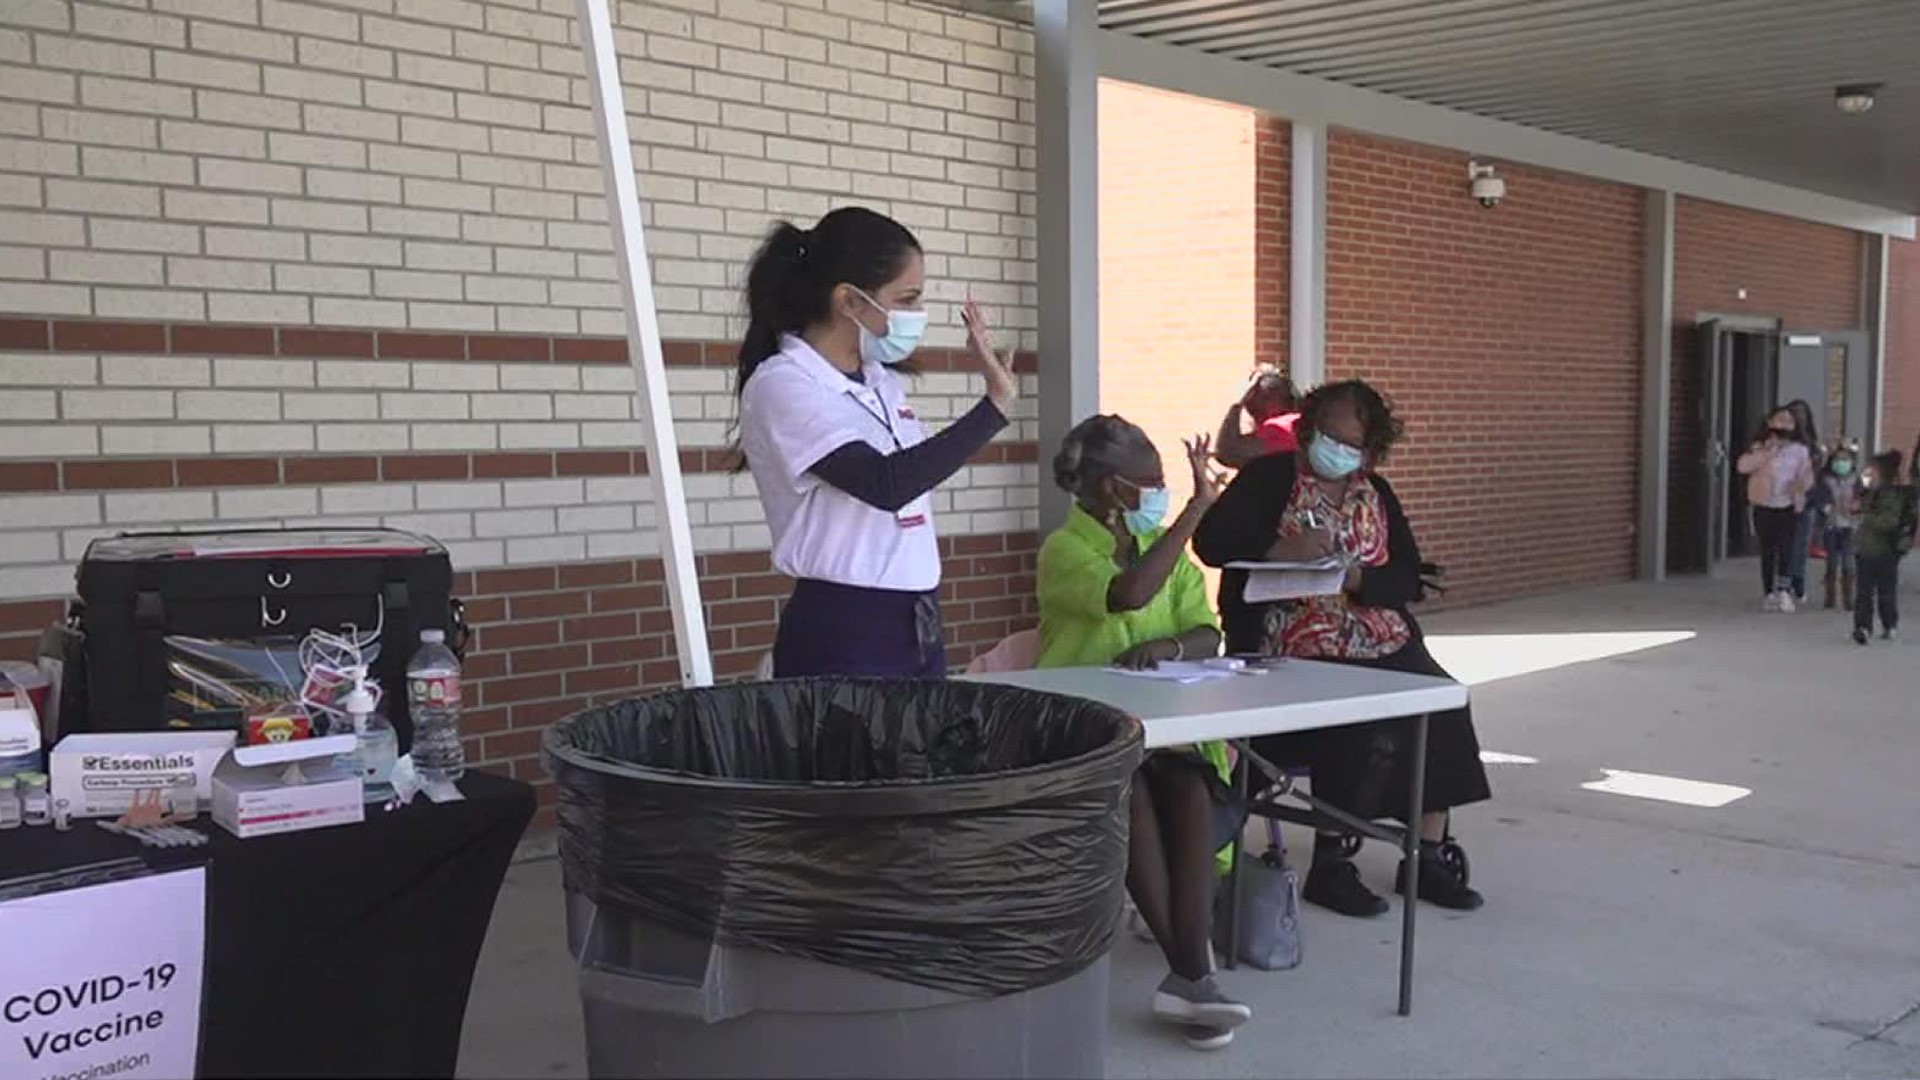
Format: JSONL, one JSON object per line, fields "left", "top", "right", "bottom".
{"left": 957, "top": 0, "right": 1920, "bottom": 213}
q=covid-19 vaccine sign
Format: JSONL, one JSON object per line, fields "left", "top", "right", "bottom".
{"left": 1, "top": 867, "right": 205, "bottom": 1080}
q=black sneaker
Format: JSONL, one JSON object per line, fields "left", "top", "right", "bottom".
{"left": 1303, "top": 858, "right": 1389, "bottom": 918}
{"left": 1854, "top": 627, "right": 1871, "bottom": 646}
{"left": 1397, "top": 844, "right": 1485, "bottom": 911}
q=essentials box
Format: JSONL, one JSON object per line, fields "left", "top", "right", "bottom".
{"left": 211, "top": 735, "right": 364, "bottom": 839}
{"left": 50, "top": 731, "right": 237, "bottom": 819}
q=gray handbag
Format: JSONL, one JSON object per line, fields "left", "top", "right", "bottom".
{"left": 1215, "top": 824, "right": 1304, "bottom": 971}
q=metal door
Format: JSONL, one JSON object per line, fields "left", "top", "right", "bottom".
{"left": 1698, "top": 321, "right": 1734, "bottom": 568}
{"left": 1778, "top": 330, "right": 1871, "bottom": 449}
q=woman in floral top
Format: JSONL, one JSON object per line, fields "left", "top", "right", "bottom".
{"left": 1195, "top": 379, "right": 1491, "bottom": 918}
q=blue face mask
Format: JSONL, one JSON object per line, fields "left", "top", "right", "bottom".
{"left": 1122, "top": 485, "right": 1171, "bottom": 536}
{"left": 1307, "top": 434, "right": 1365, "bottom": 480}
{"left": 852, "top": 288, "right": 928, "bottom": 367}
{"left": 1833, "top": 459, "right": 1855, "bottom": 477}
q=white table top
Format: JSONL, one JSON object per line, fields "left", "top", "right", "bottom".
{"left": 967, "top": 660, "right": 1468, "bottom": 749}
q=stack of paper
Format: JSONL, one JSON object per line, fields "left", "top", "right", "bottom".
{"left": 1225, "top": 558, "right": 1348, "bottom": 603}
{"left": 1108, "top": 661, "right": 1239, "bottom": 685}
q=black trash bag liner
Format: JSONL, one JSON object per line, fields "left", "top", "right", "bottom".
{"left": 544, "top": 677, "right": 1143, "bottom": 999}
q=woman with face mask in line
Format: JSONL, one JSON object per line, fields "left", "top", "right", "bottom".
{"left": 1194, "top": 380, "right": 1491, "bottom": 919}
{"left": 1035, "top": 415, "right": 1250, "bottom": 1051}
{"left": 1736, "top": 406, "right": 1816, "bottom": 613}
{"left": 735, "top": 207, "right": 1019, "bottom": 678}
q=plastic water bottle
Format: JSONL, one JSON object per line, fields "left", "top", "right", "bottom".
{"left": 407, "top": 629, "right": 465, "bottom": 784}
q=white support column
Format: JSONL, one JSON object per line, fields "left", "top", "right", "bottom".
{"left": 1639, "top": 189, "right": 1675, "bottom": 582}
{"left": 1035, "top": 0, "right": 1101, "bottom": 531}
{"left": 1290, "top": 121, "right": 1327, "bottom": 388}
{"left": 1865, "top": 233, "right": 1890, "bottom": 451}
{"left": 575, "top": 0, "right": 713, "bottom": 688}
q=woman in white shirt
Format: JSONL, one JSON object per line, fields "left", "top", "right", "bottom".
{"left": 736, "top": 207, "right": 1018, "bottom": 677}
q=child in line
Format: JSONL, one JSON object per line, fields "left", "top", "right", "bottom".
{"left": 1808, "top": 444, "right": 1863, "bottom": 610}
{"left": 1852, "top": 449, "right": 1918, "bottom": 645}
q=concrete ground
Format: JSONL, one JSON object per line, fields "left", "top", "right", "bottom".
{"left": 457, "top": 563, "right": 1920, "bottom": 1079}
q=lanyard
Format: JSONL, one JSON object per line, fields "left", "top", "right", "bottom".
{"left": 846, "top": 387, "right": 906, "bottom": 451}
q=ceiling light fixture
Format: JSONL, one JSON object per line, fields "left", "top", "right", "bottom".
{"left": 1834, "top": 83, "right": 1880, "bottom": 115}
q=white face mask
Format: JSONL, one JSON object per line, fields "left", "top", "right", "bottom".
{"left": 850, "top": 288, "right": 928, "bottom": 366}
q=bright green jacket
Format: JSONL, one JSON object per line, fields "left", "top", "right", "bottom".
{"left": 1036, "top": 505, "right": 1236, "bottom": 867}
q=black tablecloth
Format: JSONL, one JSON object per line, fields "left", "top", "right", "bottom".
{"left": 0, "top": 771, "right": 535, "bottom": 1078}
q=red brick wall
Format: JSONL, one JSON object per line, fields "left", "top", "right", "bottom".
{"left": 1666, "top": 198, "right": 1865, "bottom": 569}
{"left": 1254, "top": 117, "right": 1291, "bottom": 373}
{"left": 0, "top": 534, "right": 1037, "bottom": 814}
{"left": 1884, "top": 238, "right": 1920, "bottom": 459}
{"left": 1097, "top": 83, "right": 1285, "bottom": 511}
{"left": 1322, "top": 132, "right": 1644, "bottom": 604}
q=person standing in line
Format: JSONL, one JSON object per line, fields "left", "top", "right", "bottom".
{"left": 1737, "top": 407, "right": 1816, "bottom": 613}
{"left": 1851, "top": 449, "right": 1917, "bottom": 645}
{"left": 734, "top": 207, "right": 1018, "bottom": 678}
{"left": 1213, "top": 368, "right": 1301, "bottom": 469}
{"left": 1808, "top": 444, "right": 1863, "bottom": 610}
{"left": 1782, "top": 399, "right": 1825, "bottom": 603}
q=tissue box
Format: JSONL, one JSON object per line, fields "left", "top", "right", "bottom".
{"left": 212, "top": 735, "right": 364, "bottom": 839}
{"left": 0, "top": 690, "right": 39, "bottom": 777}
{"left": 50, "top": 731, "right": 236, "bottom": 818}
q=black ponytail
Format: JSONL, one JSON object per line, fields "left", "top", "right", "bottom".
{"left": 734, "top": 207, "right": 922, "bottom": 399}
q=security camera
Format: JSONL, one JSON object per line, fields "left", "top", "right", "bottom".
{"left": 1468, "top": 161, "right": 1505, "bottom": 208}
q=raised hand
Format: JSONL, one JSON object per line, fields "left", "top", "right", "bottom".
{"left": 961, "top": 299, "right": 1017, "bottom": 414}
{"left": 1184, "top": 434, "right": 1225, "bottom": 505}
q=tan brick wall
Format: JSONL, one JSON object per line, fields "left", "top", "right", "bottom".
{"left": 1095, "top": 80, "right": 1278, "bottom": 509}
{"left": 0, "top": 0, "right": 1042, "bottom": 600}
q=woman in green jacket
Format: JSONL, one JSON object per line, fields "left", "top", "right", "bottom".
{"left": 1035, "top": 414, "right": 1249, "bottom": 1051}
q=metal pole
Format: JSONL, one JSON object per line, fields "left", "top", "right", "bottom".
{"left": 574, "top": 0, "right": 714, "bottom": 688}
{"left": 1639, "top": 189, "right": 1675, "bottom": 582}
{"left": 1398, "top": 713, "right": 1429, "bottom": 1017}
{"left": 1290, "top": 122, "right": 1327, "bottom": 388}
{"left": 1035, "top": 0, "right": 1101, "bottom": 532}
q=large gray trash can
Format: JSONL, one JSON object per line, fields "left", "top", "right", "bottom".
{"left": 543, "top": 678, "right": 1144, "bottom": 1080}
{"left": 568, "top": 894, "right": 1111, "bottom": 1078}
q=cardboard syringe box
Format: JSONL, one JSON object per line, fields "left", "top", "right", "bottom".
{"left": 50, "top": 731, "right": 237, "bottom": 819}
{"left": 212, "top": 735, "right": 364, "bottom": 839}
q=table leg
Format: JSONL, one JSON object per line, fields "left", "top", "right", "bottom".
{"left": 1398, "top": 713, "right": 1429, "bottom": 1018}
{"left": 1224, "top": 744, "right": 1249, "bottom": 972}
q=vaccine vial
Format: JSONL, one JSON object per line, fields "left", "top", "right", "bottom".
{"left": 18, "top": 772, "right": 50, "bottom": 826}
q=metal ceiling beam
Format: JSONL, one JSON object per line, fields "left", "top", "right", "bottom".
{"left": 1230, "top": 0, "right": 1884, "bottom": 68}
{"left": 1170, "top": 0, "right": 1639, "bottom": 55}
{"left": 1111, "top": 0, "right": 1486, "bottom": 43}
{"left": 1280, "top": 2, "right": 1901, "bottom": 87}
{"left": 1098, "top": 27, "right": 1916, "bottom": 235}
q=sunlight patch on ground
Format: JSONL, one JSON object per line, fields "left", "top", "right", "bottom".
{"left": 1580, "top": 768, "right": 1751, "bottom": 808}
{"left": 1425, "top": 631, "right": 1697, "bottom": 687}
{"left": 1479, "top": 751, "right": 1540, "bottom": 765}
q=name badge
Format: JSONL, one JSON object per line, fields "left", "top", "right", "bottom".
{"left": 896, "top": 494, "right": 931, "bottom": 530}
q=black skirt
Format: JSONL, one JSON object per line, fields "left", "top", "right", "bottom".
{"left": 1248, "top": 636, "right": 1491, "bottom": 824}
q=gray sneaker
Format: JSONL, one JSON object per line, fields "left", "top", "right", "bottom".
{"left": 1152, "top": 973, "right": 1252, "bottom": 1032}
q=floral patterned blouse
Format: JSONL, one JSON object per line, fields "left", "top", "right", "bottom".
{"left": 1261, "top": 470, "right": 1412, "bottom": 660}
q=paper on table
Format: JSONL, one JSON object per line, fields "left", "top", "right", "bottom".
{"left": 1225, "top": 558, "right": 1348, "bottom": 603}
{"left": 1107, "top": 661, "right": 1238, "bottom": 685}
